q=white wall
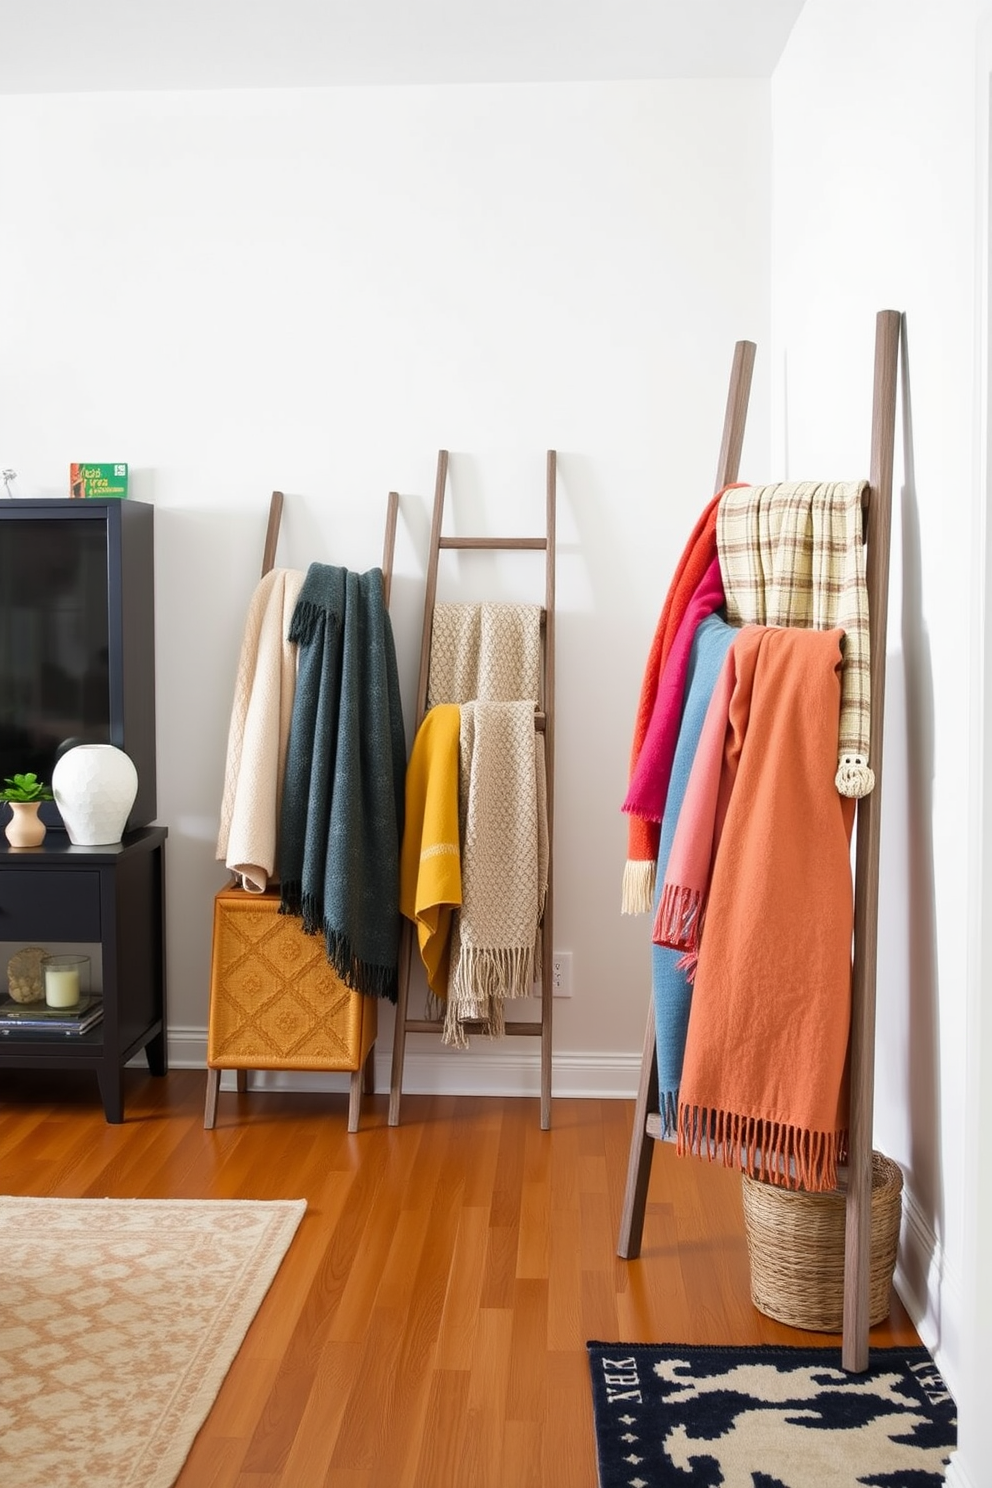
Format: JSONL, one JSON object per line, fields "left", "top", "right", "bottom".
{"left": 0, "top": 81, "right": 770, "bottom": 1092}
{"left": 770, "top": 1, "right": 989, "bottom": 1476}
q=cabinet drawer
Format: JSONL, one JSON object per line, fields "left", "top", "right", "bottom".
{"left": 0, "top": 871, "right": 102, "bottom": 941}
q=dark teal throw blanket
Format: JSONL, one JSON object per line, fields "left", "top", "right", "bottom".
{"left": 279, "top": 564, "right": 407, "bottom": 1001}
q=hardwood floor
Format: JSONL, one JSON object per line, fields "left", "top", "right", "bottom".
{"left": 0, "top": 1068, "right": 920, "bottom": 1487}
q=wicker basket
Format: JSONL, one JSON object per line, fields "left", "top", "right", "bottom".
{"left": 740, "top": 1151, "right": 903, "bottom": 1332}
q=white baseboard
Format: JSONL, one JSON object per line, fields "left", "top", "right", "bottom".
{"left": 894, "top": 1184, "right": 944, "bottom": 1344}
{"left": 893, "top": 1181, "right": 964, "bottom": 1413}
{"left": 163, "top": 1026, "right": 643, "bottom": 1100}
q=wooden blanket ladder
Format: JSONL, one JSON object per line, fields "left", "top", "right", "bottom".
{"left": 203, "top": 487, "right": 399, "bottom": 1133}
{"left": 616, "top": 310, "right": 900, "bottom": 1375}
{"left": 388, "top": 449, "right": 557, "bottom": 1129}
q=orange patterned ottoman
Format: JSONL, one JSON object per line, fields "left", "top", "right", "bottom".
{"left": 204, "top": 884, "right": 376, "bottom": 1131}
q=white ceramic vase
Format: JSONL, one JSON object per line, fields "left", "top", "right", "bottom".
{"left": 52, "top": 745, "right": 139, "bottom": 846}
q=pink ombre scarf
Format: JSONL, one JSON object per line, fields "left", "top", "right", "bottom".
{"left": 652, "top": 634, "right": 738, "bottom": 968}
{"left": 623, "top": 555, "right": 726, "bottom": 827}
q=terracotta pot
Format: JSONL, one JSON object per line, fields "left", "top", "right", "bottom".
{"left": 3, "top": 801, "right": 47, "bottom": 849}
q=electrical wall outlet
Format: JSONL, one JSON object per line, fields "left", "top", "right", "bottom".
{"left": 552, "top": 951, "right": 572, "bottom": 997}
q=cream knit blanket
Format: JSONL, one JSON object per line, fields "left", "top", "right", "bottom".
{"left": 427, "top": 602, "right": 543, "bottom": 707}
{"left": 216, "top": 568, "right": 305, "bottom": 892}
{"left": 717, "top": 480, "right": 874, "bottom": 797}
{"left": 443, "top": 700, "right": 549, "bottom": 1048}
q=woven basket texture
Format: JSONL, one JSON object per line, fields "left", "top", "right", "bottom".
{"left": 741, "top": 1151, "right": 903, "bottom": 1332}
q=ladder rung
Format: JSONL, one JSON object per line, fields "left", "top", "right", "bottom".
{"left": 404, "top": 1018, "right": 544, "bottom": 1036}
{"left": 413, "top": 712, "right": 545, "bottom": 729}
{"left": 438, "top": 536, "right": 546, "bottom": 551}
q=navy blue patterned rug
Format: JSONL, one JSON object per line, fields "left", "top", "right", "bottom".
{"left": 586, "top": 1342, "right": 956, "bottom": 1487}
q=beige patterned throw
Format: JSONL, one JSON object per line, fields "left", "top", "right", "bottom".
{"left": 443, "top": 700, "right": 548, "bottom": 1047}
{"left": 717, "top": 480, "right": 874, "bottom": 797}
{"left": 427, "top": 602, "right": 543, "bottom": 707}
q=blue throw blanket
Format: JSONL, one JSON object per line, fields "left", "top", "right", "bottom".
{"left": 652, "top": 612, "right": 735, "bottom": 1131}
{"left": 279, "top": 564, "right": 407, "bottom": 1001}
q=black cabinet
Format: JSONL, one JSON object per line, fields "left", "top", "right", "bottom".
{"left": 0, "top": 826, "right": 167, "bottom": 1121}
{"left": 0, "top": 497, "right": 157, "bottom": 833}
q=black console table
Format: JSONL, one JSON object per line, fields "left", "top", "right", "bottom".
{"left": 0, "top": 826, "right": 168, "bottom": 1122}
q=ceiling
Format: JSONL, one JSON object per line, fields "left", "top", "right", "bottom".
{"left": 0, "top": 1, "right": 806, "bottom": 94}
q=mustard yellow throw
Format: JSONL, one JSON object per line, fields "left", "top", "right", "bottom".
{"left": 399, "top": 704, "right": 462, "bottom": 998}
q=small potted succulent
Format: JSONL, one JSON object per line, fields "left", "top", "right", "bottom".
{"left": 1, "top": 772, "right": 54, "bottom": 848}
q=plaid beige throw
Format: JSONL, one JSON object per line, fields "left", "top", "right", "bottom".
{"left": 717, "top": 480, "right": 874, "bottom": 797}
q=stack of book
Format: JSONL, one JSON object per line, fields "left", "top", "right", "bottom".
{"left": 0, "top": 995, "right": 104, "bottom": 1036}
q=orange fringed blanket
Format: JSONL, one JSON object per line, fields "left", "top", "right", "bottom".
{"left": 674, "top": 625, "right": 856, "bottom": 1192}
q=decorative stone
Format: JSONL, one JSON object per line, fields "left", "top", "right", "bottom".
{"left": 7, "top": 946, "right": 47, "bottom": 1003}
{"left": 52, "top": 745, "right": 139, "bottom": 846}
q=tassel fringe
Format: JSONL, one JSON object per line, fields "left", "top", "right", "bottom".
{"left": 653, "top": 882, "right": 703, "bottom": 953}
{"left": 442, "top": 944, "right": 533, "bottom": 1048}
{"left": 835, "top": 753, "right": 875, "bottom": 798}
{"left": 658, "top": 1089, "right": 679, "bottom": 1139}
{"left": 621, "top": 859, "right": 656, "bottom": 916}
{"left": 426, "top": 989, "right": 447, "bottom": 1024}
{"left": 676, "top": 1102, "right": 848, "bottom": 1193}
{"left": 279, "top": 881, "right": 302, "bottom": 917}
{"left": 287, "top": 597, "right": 332, "bottom": 647}
{"left": 674, "top": 949, "right": 698, "bottom": 983}
{"left": 443, "top": 996, "right": 470, "bottom": 1049}
{"left": 277, "top": 887, "right": 398, "bottom": 1002}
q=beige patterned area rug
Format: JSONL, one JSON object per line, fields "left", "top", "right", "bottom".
{"left": 0, "top": 1195, "right": 306, "bottom": 1488}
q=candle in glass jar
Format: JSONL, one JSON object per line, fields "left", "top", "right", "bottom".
{"left": 45, "top": 965, "right": 81, "bottom": 1008}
